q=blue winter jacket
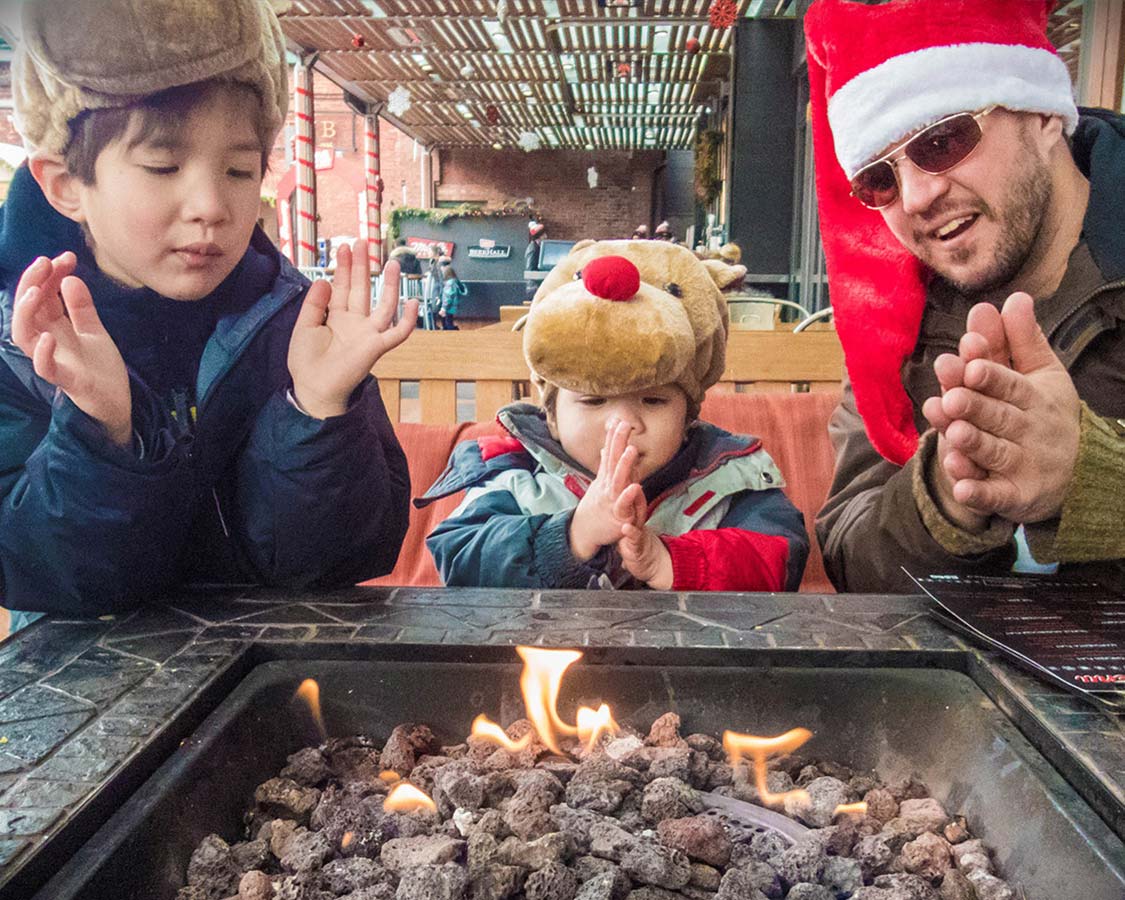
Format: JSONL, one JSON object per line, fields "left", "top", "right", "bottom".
{"left": 420, "top": 403, "right": 809, "bottom": 591}
{"left": 0, "top": 165, "right": 410, "bottom": 617}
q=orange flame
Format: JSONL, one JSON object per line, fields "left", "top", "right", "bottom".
{"left": 723, "top": 727, "right": 813, "bottom": 808}
{"left": 576, "top": 703, "right": 620, "bottom": 751}
{"left": 516, "top": 646, "right": 582, "bottom": 754}
{"left": 470, "top": 714, "right": 534, "bottom": 752}
{"left": 383, "top": 782, "right": 437, "bottom": 813}
{"left": 834, "top": 802, "right": 868, "bottom": 817}
{"left": 295, "top": 678, "right": 327, "bottom": 741}
{"left": 341, "top": 831, "right": 354, "bottom": 850}
{"left": 379, "top": 770, "right": 402, "bottom": 784}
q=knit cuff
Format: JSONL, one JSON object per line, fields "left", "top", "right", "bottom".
{"left": 1051, "top": 404, "right": 1125, "bottom": 562}
{"left": 912, "top": 429, "right": 1013, "bottom": 556}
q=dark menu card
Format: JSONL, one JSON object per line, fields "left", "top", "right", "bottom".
{"left": 906, "top": 571, "right": 1125, "bottom": 708}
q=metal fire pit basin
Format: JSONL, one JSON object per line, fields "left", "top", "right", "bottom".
{"left": 34, "top": 658, "right": 1125, "bottom": 900}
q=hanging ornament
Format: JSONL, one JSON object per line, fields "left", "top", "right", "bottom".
{"left": 684, "top": 36, "right": 701, "bottom": 56}
{"left": 387, "top": 85, "right": 412, "bottom": 117}
{"left": 351, "top": 32, "right": 367, "bottom": 49}
{"left": 495, "top": 0, "right": 508, "bottom": 26}
{"left": 587, "top": 166, "right": 599, "bottom": 189}
{"left": 615, "top": 62, "right": 632, "bottom": 80}
{"left": 485, "top": 104, "right": 501, "bottom": 125}
{"left": 517, "top": 131, "right": 541, "bottom": 152}
{"left": 460, "top": 62, "right": 475, "bottom": 79}
{"left": 708, "top": 0, "right": 738, "bottom": 30}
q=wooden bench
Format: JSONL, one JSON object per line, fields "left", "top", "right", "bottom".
{"left": 372, "top": 329, "right": 845, "bottom": 425}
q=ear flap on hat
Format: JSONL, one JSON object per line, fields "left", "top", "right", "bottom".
{"left": 701, "top": 259, "right": 746, "bottom": 291}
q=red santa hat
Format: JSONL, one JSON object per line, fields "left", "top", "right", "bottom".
{"left": 804, "top": 0, "right": 1078, "bottom": 465}
{"left": 528, "top": 220, "right": 547, "bottom": 238}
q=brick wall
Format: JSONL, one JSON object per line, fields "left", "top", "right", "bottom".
{"left": 437, "top": 148, "right": 661, "bottom": 242}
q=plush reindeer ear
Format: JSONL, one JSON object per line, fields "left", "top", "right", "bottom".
{"left": 568, "top": 239, "right": 597, "bottom": 255}
{"left": 701, "top": 259, "right": 745, "bottom": 290}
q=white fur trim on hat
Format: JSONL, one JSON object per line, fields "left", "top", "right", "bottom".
{"left": 828, "top": 43, "right": 1078, "bottom": 178}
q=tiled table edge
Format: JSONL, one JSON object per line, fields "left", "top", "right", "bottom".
{"left": 0, "top": 586, "right": 1121, "bottom": 895}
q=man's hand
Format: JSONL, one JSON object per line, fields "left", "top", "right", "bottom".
{"left": 615, "top": 484, "right": 674, "bottom": 589}
{"left": 288, "top": 241, "right": 416, "bottom": 420}
{"left": 925, "top": 292, "right": 1081, "bottom": 523}
{"left": 11, "top": 253, "right": 132, "bottom": 447}
{"left": 569, "top": 419, "right": 638, "bottom": 561}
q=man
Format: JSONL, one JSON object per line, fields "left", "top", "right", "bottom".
{"left": 653, "top": 221, "right": 676, "bottom": 243}
{"left": 806, "top": 0, "right": 1125, "bottom": 593}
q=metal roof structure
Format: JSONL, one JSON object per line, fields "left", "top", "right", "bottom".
{"left": 276, "top": 0, "right": 763, "bottom": 151}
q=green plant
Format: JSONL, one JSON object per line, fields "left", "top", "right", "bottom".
{"left": 388, "top": 202, "right": 536, "bottom": 243}
{"left": 694, "top": 129, "right": 724, "bottom": 206}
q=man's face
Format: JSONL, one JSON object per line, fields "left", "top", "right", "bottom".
{"left": 72, "top": 88, "right": 265, "bottom": 301}
{"left": 876, "top": 109, "right": 1053, "bottom": 296}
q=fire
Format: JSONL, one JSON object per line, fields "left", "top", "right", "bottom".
{"left": 834, "top": 802, "right": 868, "bottom": 817}
{"left": 576, "top": 703, "right": 619, "bottom": 751}
{"left": 470, "top": 714, "right": 533, "bottom": 752}
{"left": 295, "top": 678, "right": 327, "bottom": 741}
{"left": 378, "top": 770, "right": 401, "bottom": 784}
{"left": 341, "top": 831, "right": 354, "bottom": 850}
{"left": 383, "top": 782, "right": 437, "bottom": 814}
{"left": 516, "top": 646, "right": 582, "bottom": 754}
{"left": 723, "top": 727, "right": 813, "bottom": 808}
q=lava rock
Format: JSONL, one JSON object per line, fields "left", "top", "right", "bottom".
{"left": 887, "top": 777, "right": 931, "bottom": 803}
{"left": 853, "top": 833, "right": 895, "bottom": 881}
{"left": 621, "top": 841, "right": 691, "bottom": 890}
{"left": 785, "top": 776, "right": 851, "bottom": 828}
{"left": 950, "top": 839, "right": 992, "bottom": 875}
{"left": 716, "top": 863, "right": 778, "bottom": 900}
{"left": 864, "top": 788, "right": 900, "bottom": 824}
{"left": 685, "top": 734, "right": 724, "bottom": 760}
{"left": 469, "top": 863, "right": 525, "bottom": 900}
{"left": 281, "top": 829, "right": 333, "bottom": 873}
{"left": 938, "top": 869, "right": 975, "bottom": 900}
{"left": 646, "top": 713, "right": 688, "bottom": 749}
{"left": 902, "top": 832, "right": 953, "bottom": 882}
{"left": 786, "top": 885, "right": 834, "bottom": 900}
{"left": 965, "top": 869, "right": 1015, "bottom": 900}
{"left": 381, "top": 724, "right": 442, "bottom": 777}
{"left": 873, "top": 872, "right": 942, "bottom": 900}
{"left": 640, "top": 778, "right": 701, "bottom": 824}
{"left": 776, "top": 838, "right": 826, "bottom": 887}
{"left": 381, "top": 835, "right": 466, "bottom": 872}
{"left": 656, "top": 816, "right": 731, "bottom": 867}
{"left": 433, "top": 762, "right": 487, "bottom": 815}
{"left": 394, "top": 863, "right": 469, "bottom": 900}
{"left": 821, "top": 855, "right": 863, "bottom": 896}
{"left": 897, "top": 799, "right": 949, "bottom": 835}
{"left": 321, "top": 857, "right": 392, "bottom": 894}
{"left": 589, "top": 821, "right": 639, "bottom": 861}
{"left": 550, "top": 802, "right": 606, "bottom": 851}
{"left": 575, "top": 868, "right": 632, "bottom": 900}
{"left": 467, "top": 832, "right": 499, "bottom": 874}
{"left": 525, "top": 860, "right": 578, "bottom": 900}
{"left": 231, "top": 838, "right": 270, "bottom": 873}
{"left": 625, "top": 888, "right": 696, "bottom": 900}
{"left": 943, "top": 817, "right": 971, "bottom": 845}
{"left": 237, "top": 870, "right": 273, "bottom": 900}
{"left": 186, "top": 834, "right": 241, "bottom": 900}
{"left": 274, "top": 870, "right": 332, "bottom": 900}
{"left": 255, "top": 779, "right": 321, "bottom": 826}
{"left": 281, "top": 747, "right": 332, "bottom": 787}
{"left": 687, "top": 862, "right": 720, "bottom": 891}
{"left": 494, "top": 831, "right": 573, "bottom": 870}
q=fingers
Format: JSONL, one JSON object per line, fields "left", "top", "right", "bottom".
{"left": 941, "top": 446, "right": 987, "bottom": 482}
{"left": 945, "top": 418, "right": 1018, "bottom": 474}
{"left": 349, "top": 239, "right": 371, "bottom": 315}
{"left": 59, "top": 276, "right": 102, "bottom": 336}
{"left": 940, "top": 386, "right": 1025, "bottom": 439}
{"left": 371, "top": 260, "right": 403, "bottom": 331}
{"left": 958, "top": 360, "right": 1036, "bottom": 409}
{"left": 951, "top": 475, "right": 1010, "bottom": 514}
{"left": 378, "top": 297, "right": 418, "bottom": 352}
{"left": 611, "top": 445, "right": 638, "bottom": 497}
{"left": 329, "top": 243, "right": 351, "bottom": 311}
{"left": 31, "top": 332, "right": 59, "bottom": 384}
{"left": 1001, "top": 292, "right": 1059, "bottom": 375}
{"left": 922, "top": 395, "right": 952, "bottom": 433}
{"left": 964, "top": 301, "right": 1010, "bottom": 365}
{"left": 296, "top": 280, "right": 331, "bottom": 329}
{"left": 612, "top": 483, "right": 645, "bottom": 524}
{"left": 933, "top": 353, "right": 965, "bottom": 394}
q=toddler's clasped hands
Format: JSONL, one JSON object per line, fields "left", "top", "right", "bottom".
{"left": 569, "top": 418, "right": 674, "bottom": 589}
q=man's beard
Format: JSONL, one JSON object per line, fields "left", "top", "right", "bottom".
{"left": 927, "top": 137, "right": 1053, "bottom": 297}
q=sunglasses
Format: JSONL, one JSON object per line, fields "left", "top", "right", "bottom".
{"left": 849, "top": 106, "right": 996, "bottom": 210}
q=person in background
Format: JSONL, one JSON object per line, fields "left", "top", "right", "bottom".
{"left": 632, "top": 225, "right": 649, "bottom": 240}
{"left": 389, "top": 238, "right": 422, "bottom": 276}
{"left": 653, "top": 221, "right": 676, "bottom": 243}
{"left": 0, "top": 0, "right": 416, "bottom": 629}
{"left": 419, "top": 241, "right": 808, "bottom": 592}
{"left": 439, "top": 263, "right": 466, "bottom": 331}
{"left": 525, "top": 220, "right": 547, "bottom": 302}
{"left": 806, "top": 0, "right": 1125, "bottom": 592}
{"left": 719, "top": 242, "right": 742, "bottom": 266}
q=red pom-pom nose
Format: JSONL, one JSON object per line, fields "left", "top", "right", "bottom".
{"left": 582, "top": 255, "right": 641, "bottom": 302}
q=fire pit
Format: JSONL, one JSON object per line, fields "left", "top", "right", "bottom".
{"left": 30, "top": 651, "right": 1125, "bottom": 900}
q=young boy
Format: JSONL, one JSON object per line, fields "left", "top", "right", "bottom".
{"left": 419, "top": 241, "right": 809, "bottom": 591}
{"left": 438, "top": 262, "right": 466, "bottom": 330}
{"left": 0, "top": 0, "right": 417, "bottom": 628}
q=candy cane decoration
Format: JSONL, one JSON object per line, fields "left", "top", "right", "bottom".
{"left": 364, "top": 111, "right": 383, "bottom": 274}
{"left": 293, "top": 58, "right": 318, "bottom": 268}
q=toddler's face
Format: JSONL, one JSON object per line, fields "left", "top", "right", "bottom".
{"left": 72, "top": 88, "right": 264, "bottom": 301}
{"left": 554, "top": 384, "right": 688, "bottom": 482}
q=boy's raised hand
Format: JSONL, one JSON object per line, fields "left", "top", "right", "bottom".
{"left": 11, "top": 253, "right": 133, "bottom": 447}
{"left": 569, "top": 419, "right": 638, "bottom": 561}
{"left": 288, "top": 240, "right": 417, "bottom": 420}
{"left": 616, "top": 488, "right": 673, "bottom": 590}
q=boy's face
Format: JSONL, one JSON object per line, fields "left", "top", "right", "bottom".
{"left": 554, "top": 384, "right": 688, "bottom": 482}
{"left": 71, "top": 88, "right": 265, "bottom": 301}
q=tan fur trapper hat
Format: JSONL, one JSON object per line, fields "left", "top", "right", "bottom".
{"left": 522, "top": 239, "right": 730, "bottom": 421}
{"left": 13, "top": 0, "right": 290, "bottom": 155}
